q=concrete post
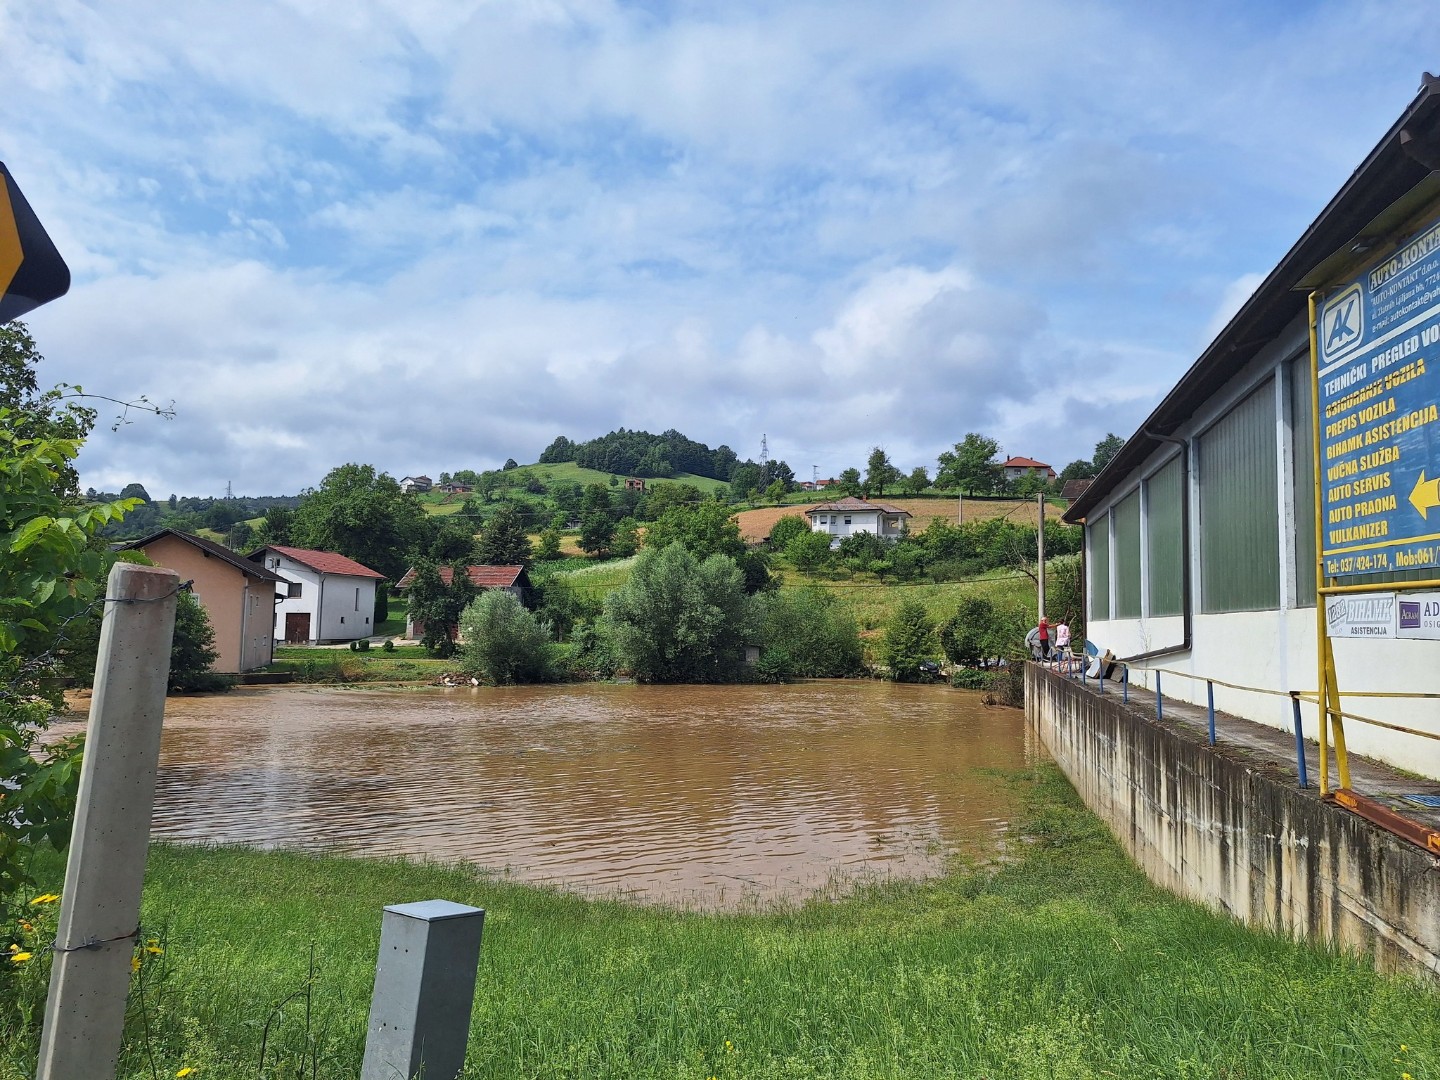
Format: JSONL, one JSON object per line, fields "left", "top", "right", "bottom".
{"left": 37, "top": 563, "right": 178, "bottom": 1080}
{"left": 361, "top": 900, "right": 485, "bottom": 1080}
{"left": 1037, "top": 493, "right": 1046, "bottom": 621}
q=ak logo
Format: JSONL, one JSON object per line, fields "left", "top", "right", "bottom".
{"left": 1321, "top": 283, "right": 1364, "bottom": 364}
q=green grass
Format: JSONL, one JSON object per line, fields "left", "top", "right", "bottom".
{"left": 774, "top": 565, "right": 1036, "bottom": 632}
{"left": 0, "top": 764, "right": 1434, "bottom": 1078}
{"left": 274, "top": 644, "right": 433, "bottom": 660}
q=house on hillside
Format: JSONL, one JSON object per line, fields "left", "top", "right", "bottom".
{"left": 249, "top": 545, "right": 386, "bottom": 644}
{"left": 125, "top": 529, "right": 283, "bottom": 673}
{"left": 1001, "top": 457, "right": 1057, "bottom": 482}
{"left": 624, "top": 477, "right": 646, "bottom": 491}
{"left": 805, "top": 496, "right": 911, "bottom": 548}
{"left": 399, "top": 475, "right": 432, "bottom": 494}
{"left": 393, "top": 564, "right": 533, "bottom": 641}
{"left": 436, "top": 481, "right": 472, "bottom": 495}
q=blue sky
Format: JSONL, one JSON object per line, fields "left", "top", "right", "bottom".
{"left": 4, "top": 1, "right": 1439, "bottom": 495}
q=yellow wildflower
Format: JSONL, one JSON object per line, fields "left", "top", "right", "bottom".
{"left": 28, "top": 894, "right": 59, "bottom": 905}
{"left": 176, "top": 1069, "right": 196, "bottom": 1078}
{"left": 144, "top": 940, "right": 164, "bottom": 956}
{"left": 10, "top": 952, "right": 31, "bottom": 963}
{"left": 131, "top": 956, "right": 142, "bottom": 974}
{"left": 7, "top": 944, "right": 17, "bottom": 953}
{"left": 19, "top": 921, "right": 32, "bottom": 932}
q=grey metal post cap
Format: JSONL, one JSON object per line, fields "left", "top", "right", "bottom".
{"left": 382, "top": 900, "right": 484, "bottom": 922}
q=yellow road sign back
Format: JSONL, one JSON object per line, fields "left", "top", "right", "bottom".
{"left": 0, "top": 163, "right": 69, "bottom": 323}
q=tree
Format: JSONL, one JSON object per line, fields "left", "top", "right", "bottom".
{"left": 728, "top": 462, "right": 761, "bottom": 501}
{"left": 643, "top": 499, "right": 745, "bottom": 562}
{"left": 766, "top": 514, "right": 811, "bottom": 550}
{"left": 169, "top": 590, "right": 226, "bottom": 691}
{"left": 0, "top": 322, "right": 97, "bottom": 497}
{"left": 475, "top": 503, "right": 532, "bottom": 566}
{"left": 1057, "top": 459, "right": 1092, "bottom": 485}
{"left": 935, "top": 433, "right": 1002, "bottom": 496}
{"left": 865, "top": 447, "right": 902, "bottom": 498}
{"left": 427, "top": 518, "right": 480, "bottom": 563}
{"left": 0, "top": 405, "right": 135, "bottom": 900}
{"left": 502, "top": 457, "right": 519, "bottom": 470}
{"left": 755, "top": 586, "right": 862, "bottom": 677}
{"left": 939, "top": 596, "right": 999, "bottom": 670}
{"left": 883, "top": 600, "right": 937, "bottom": 681}
{"left": 601, "top": 544, "right": 754, "bottom": 683}
{"left": 785, "top": 530, "right": 833, "bottom": 571}
{"left": 904, "top": 466, "right": 930, "bottom": 495}
{"left": 289, "top": 464, "right": 428, "bottom": 581}
{"left": 404, "top": 560, "right": 478, "bottom": 657}
{"left": 611, "top": 517, "right": 641, "bottom": 558}
{"left": 837, "top": 467, "right": 863, "bottom": 498}
{"left": 1092, "top": 433, "right": 1125, "bottom": 474}
{"left": 459, "top": 590, "right": 555, "bottom": 684}
{"left": 578, "top": 484, "right": 616, "bottom": 556}
{"left": 254, "top": 505, "right": 293, "bottom": 547}
{"left": 763, "top": 478, "right": 789, "bottom": 503}
{"left": 537, "top": 523, "right": 563, "bottom": 561}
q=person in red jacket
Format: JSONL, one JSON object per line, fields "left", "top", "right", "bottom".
{"left": 1038, "top": 617, "right": 1050, "bottom": 660}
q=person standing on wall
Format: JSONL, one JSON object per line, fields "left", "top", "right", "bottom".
{"left": 1038, "top": 616, "right": 1050, "bottom": 660}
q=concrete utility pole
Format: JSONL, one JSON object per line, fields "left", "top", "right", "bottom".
{"left": 957, "top": 492, "right": 963, "bottom": 525}
{"left": 1037, "top": 493, "right": 1046, "bottom": 622}
{"left": 37, "top": 563, "right": 178, "bottom": 1080}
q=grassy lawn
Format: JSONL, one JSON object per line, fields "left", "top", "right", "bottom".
{"left": 0, "top": 765, "right": 1433, "bottom": 1078}
{"left": 776, "top": 566, "right": 1035, "bottom": 632}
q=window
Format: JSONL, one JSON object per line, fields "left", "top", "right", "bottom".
{"left": 287, "top": 582, "right": 302, "bottom": 599}
{"left": 1113, "top": 490, "right": 1141, "bottom": 618}
{"left": 1146, "top": 456, "right": 1184, "bottom": 617}
{"left": 1199, "top": 381, "right": 1279, "bottom": 612}
{"left": 844, "top": 516, "right": 852, "bottom": 525}
{"left": 1089, "top": 512, "right": 1110, "bottom": 622}
{"left": 355, "top": 587, "right": 360, "bottom": 610}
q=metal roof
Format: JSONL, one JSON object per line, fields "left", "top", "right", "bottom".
{"left": 1066, "top": 75, "right": 1440, "bottom": 524}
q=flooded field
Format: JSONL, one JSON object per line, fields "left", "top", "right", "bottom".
{"left": 89, "top": 681, "right": 1043, "bottom": 907}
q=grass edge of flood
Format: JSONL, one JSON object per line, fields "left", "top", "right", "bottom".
{"left": 0, "top": 764, "right": 1434, "bottom": 1079}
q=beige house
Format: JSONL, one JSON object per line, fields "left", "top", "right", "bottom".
{"left": 126, "top": 529, "right": 284, "bottom": 673}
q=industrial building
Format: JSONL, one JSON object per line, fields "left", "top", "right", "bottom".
{"left": 1066, "top": 79, "right": 1440, "bottom": 778}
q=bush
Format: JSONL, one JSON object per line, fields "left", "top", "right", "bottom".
{"left": 381, "top": 638, "right": 394, "bottom": 652}
{"left": 882, "top": 599, "right": 936, "bottom": 682}
{"left": 785, "top": 530, "right": 832, "bottom": 571}
{"left": 950, "top": 667, "right": 988, "bottom": 689}
{"left": 755, "top": 647, "right": 793, "bottom": 683}
{"left": 766, "top": 515, "right": 811, "bottom": 551}
{"left": 602, "top": 543, "right": 753, "bottom": 683}
{"left": 170, "top": 591, "right": 226, "bottom": 693}
{"left": 458, "top": 590, "right": 556, "bottom": 684}
{"left": 755, "top": 587, "right": 863, "bottom": 677}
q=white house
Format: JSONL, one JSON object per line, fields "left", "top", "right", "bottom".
{"left": 1001, "top": 456, "right": 1057, "bottom": 482}
{"left": 1066, "top": 80, "right": 1440, "bottom": 778}
{"left": 248, "top": 545, "right": 386, "bottom": 644}
{"left": 399, "top": 475, "right": 432, "bottom": 494}
{"left": 805, "top": 496, "right": 911, "bottom": 547}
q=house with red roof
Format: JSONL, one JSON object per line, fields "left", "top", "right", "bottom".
{"left": 1001, "top": 456, "right": 1057, "bottom": 482}
{"left": 393, "top": 564, "right": 532, "bottom": 641}
{"left": 249, "top": 545, "right": 386, "bottom": 644}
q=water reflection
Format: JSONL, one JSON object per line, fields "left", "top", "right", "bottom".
{"left": 95, "top": 682, "right": 1043, "bottom": 907}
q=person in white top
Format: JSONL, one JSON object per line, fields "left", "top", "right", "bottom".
{"left": 1054, "top": 618, "right": 1072, "bottom": 659}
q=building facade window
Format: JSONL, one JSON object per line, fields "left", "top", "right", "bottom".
{"left": 1199, "top": 380, "right": 1280, "bottom": 613}
{"left": 1113, "top": 490, "right": 1142, "bottom": 619}
{"left": 1089, "top": 512, "right": 1110, "bottom": 623}
{"left": 1145, "top": 455, "right": 1184, "bottom": 617}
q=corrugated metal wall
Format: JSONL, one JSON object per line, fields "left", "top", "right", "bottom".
{"left": 1089, "top": 513, "right": 1110, "bottom": 623}
{"left": 1146, "top": 455, "right": 1184, "bottom": 616}
{"left": 1113, "top": 490, "right": 1141, "bottom": 618}
{"left": 1199, "top": 380, "right": 1280, "bottom": 612}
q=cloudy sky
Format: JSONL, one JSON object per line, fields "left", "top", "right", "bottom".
{"left": 4, "top": 1, "right": 1439, "bottom": 496}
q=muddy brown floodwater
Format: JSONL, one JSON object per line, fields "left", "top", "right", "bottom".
{"left": 75, "top": 680, "right": 1044, "bottom": 908}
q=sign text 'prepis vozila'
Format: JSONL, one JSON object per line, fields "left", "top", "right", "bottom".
{"left": 0, "top": 163, "right": 70, "bottom": 325}
{"left": 1317, "top": 204, "right": 1440, "bottom": 578}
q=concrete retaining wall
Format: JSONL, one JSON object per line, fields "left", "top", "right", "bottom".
{"left": 1026, "top": 663, "right": 1440, "bottom": 977}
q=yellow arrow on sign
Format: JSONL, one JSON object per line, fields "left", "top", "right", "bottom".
{"left": 1410, "top": 471, "right": 1440, "bottom": 519}
{"left": 0, "top": 180, "right": 21, "bottom": 299}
